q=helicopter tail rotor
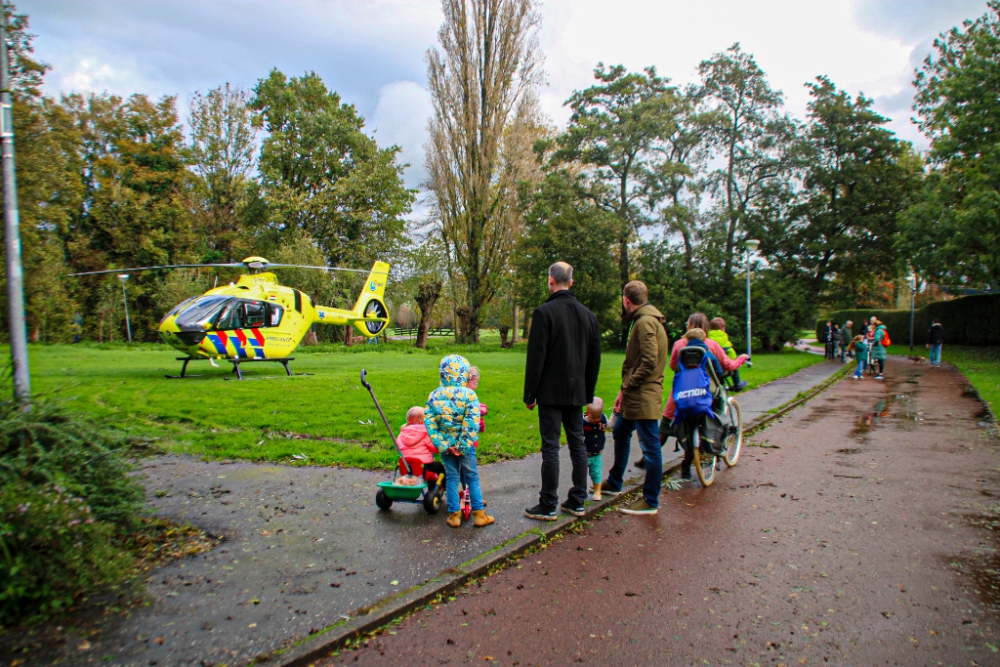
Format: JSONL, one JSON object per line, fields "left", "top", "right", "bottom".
{"left": 351, "top": 261, "right": 390, "bottom": 336}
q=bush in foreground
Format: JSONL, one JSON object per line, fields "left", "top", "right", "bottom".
{"left": 0, "top": 389, "right": 146, "bottom": 626}
{"left": 0, "top": 482, "right": 133, "bottom": 624}
{"left": 0, "top": 395, "right": 144, "bottom": 532}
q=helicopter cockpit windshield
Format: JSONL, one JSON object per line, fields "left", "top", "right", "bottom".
{"left": 173, "top": 295, "right": 231, "bottom": 330}
{"left": 173, "top": 295, "right": 284, "bottom": 332}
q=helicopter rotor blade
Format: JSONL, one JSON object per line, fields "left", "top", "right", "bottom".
{"left": 265, "top": 264, "right": 390, "bottom": 275}
{"left": 69, "top": 263, "right": 245, "bottom": 277}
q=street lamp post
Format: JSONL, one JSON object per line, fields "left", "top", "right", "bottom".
{"left": 745, "top": 239, "right": 760, "bottom": 358}
{"left": 118, "top": 274, "right": 132, "bottom": 343}
{"left": 1, "top": 11, "right": 30, "bottom": 404}
{"left": 909, "top": 272, "right": 916, "bottom": 351}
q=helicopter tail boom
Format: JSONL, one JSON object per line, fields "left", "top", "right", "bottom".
{"left": 312, "top": 261, "right": 391, "bottom": 338}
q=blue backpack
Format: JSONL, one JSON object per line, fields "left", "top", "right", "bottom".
{"left": 671, "top": 352, "right": 715, "bottom": 424}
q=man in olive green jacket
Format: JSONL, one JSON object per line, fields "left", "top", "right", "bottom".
{"left": 604, "top": 280, "right": 668, "bottom": 515}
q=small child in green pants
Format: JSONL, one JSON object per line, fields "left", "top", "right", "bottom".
{"left": 582, "top": 397, "right": 608, "bottom": 501}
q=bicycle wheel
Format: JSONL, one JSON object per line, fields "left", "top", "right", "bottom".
{"left": 723, "top": 397, "right": 743, "bottom": 467}
{"left": 691, "top": 425, "right": 716, "bottom": 487}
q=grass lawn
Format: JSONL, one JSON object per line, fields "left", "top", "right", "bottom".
{"left": 21, "top": 342, "right": 823, "bottom": 469}
{"left": 887, "top": 344, "right": 1000, "bottom": 417}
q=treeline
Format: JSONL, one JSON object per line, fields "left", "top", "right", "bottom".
{"left": 4, "top": 0, "right": 1000, "bottom": 350}
{"left": 417, "top": 0, "right": 1000, "bottom": 351}
{"left": 0, "top": 3, "right": 413, "bottom": 344}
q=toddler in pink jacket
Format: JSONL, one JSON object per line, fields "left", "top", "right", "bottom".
{"left": 396, "top": 407, "right": 444, "bottom": 478}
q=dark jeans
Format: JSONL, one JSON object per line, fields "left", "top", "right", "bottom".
{"left": 538, "top": 404, "right": 589, "bottom": 509}
{"left": 607, "top": 417, "right": 662, "bottom": 507}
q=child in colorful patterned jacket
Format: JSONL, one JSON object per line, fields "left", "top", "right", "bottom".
{"left": 424, "top": 355, "right": 495, "bottom": 528}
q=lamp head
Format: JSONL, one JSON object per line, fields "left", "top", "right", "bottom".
{"left": 117, "top": 274, "right": 129, "bottom": 282}
{"left": 745, "top": 239, "right": 760, "bottom": 252}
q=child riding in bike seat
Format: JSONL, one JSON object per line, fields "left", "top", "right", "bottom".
{"left": 682, "top": 328, "right": 725, "bottom": 378}
{"left": 659, "top": 313, "right": 749, "bottom": 473}
{"left": 708, "top": 318, "right": 747, "bottom": 392}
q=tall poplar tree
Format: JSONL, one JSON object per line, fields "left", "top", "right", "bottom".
{"left": 425, "top": 0, "right": 544, "bottom": 342}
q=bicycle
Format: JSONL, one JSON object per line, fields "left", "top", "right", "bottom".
{"left": 673, "top": 346, "right": 744, "bottom": 487}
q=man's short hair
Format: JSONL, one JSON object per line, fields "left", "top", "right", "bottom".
{"left": 623, "top": 280, "right": 648, "bottom": 305}
{"left": 548, "top": 262, "right": 573, "bottom": 286}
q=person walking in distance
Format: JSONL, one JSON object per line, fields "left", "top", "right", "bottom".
{"left": 603, "top": 281, "right": 669, "bottom": 516}
{"left": 927, "top": 318, "right": 944, "bottom": 367}
{"left": 523, "top": 262, "right": 602, "bottom": 521}
{"left": 872, "top": 319, "right": 889, "bottom": 380}
{"left": 841, "top": 320, "right": 853, "bottom": 361}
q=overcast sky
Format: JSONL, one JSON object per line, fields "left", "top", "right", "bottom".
{"left": 17, "top": 0, "right": 990, "bottom": 190}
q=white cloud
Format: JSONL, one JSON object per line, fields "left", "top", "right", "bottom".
{"left": 371, "top": 80, "right": 434, "bottom": 189}
{"left": 17, "top": 0, "right": 992, "bottom": 170}
{"left": 535, "top": 0, "right": 935, "bottom": 146}
{"left": 58, "top": 56, "right": 138, "bottom": 94}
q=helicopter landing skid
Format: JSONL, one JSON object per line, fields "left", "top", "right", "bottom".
{"left": 166, "top": 356, "right": 295, "bottom": 380}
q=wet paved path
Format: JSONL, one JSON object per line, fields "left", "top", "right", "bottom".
{"left": 2, "top": 361, "right": 842, "bottom": 667}
{"left": 321, "top": 359, "right": 1000, "bottom": 666}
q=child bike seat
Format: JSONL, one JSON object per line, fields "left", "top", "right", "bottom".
{"left": 678, "top": 346, "right": 723, "bottom": 397}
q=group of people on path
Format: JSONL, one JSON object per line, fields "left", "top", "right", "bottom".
{"left": 521, "top": 262, "right": 748, "bottom": 519}
{"left": 823, "top": 315, "right": 945, "bottom": 381}
{"left": 395, "top": 276, "right": 950, "bottom": 528}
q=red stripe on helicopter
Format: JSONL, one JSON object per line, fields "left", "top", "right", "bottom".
{"left": 216, "top": 330, "right": 228, "bottom": 347}
{"left": 249, "top": 328, "right": 266, "bottom": 346}
{"left": 235, "top": 329, "right": 249, "bottom": 346}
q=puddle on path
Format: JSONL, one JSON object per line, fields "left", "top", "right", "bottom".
{"left": 850, "top": 389, "right": 922, "bottom": 439}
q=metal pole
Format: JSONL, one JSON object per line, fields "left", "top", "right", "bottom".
{"left": 746, "top": 249, "right": 752, "bottom": 358}
{"left": 120, "top": 277, "right": 132, "bottom": 343}
{"left": 0, "top": 11, "right": 30, "bottom": 403}
{"left": 909, "top": 274, "right": 916, "bottom": 351}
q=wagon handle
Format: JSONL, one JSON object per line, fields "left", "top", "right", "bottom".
{"left": 360, "top": 369, "right": 413, "bottom": 476}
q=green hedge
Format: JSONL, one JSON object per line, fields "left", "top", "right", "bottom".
{"left": 815, "top": 293, "right": 1000, "bottom": 346}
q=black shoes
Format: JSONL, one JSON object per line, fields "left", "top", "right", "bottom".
{"left": 561, "top": 501, "right": 585, "bottom": 517}
{"left": 634, "top": 457, "right": 646, "bottom": 469}
{"left": 731, "top": 380, "right": 748, "bottom": 392}
{"left": 524, "top": 504, "right": 558, "bottom": 521}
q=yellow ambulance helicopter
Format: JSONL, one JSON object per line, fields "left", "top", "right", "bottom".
{"left": 71, "top": 257, "right": 390, "bottom": 379}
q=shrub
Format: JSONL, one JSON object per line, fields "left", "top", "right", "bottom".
{"left": 0, "top": 482, "right": 133, "bottom": 625}
{"left": 0, "top": 396, "right": 144, "bottom": 532}
{"left": 0, "top": 385, "right": 147, "bottom": 625}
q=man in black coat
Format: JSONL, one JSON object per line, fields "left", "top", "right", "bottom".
{"left": 523, "top": 262, "right": 602, "bottom": 521}
{"left": 927, "top": 318, "right": 944, "bottom": 367}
